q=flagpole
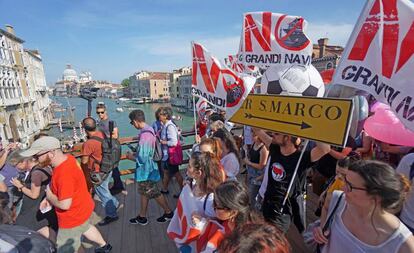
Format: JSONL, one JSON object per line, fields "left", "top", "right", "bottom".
{"left": 192, "top": 95, "right": 198, "bottom": 138}
{"left": 280, "top": 139, "right": 309, "bottom": 213}
{"left": 191, "top": 41, "right": 198, "bottom": 138}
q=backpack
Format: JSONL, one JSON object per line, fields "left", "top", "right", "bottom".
{"left": 0, "top": 225, "right": 56, "bottom": 253}
{"left": 140, "top": 130, "right": 163, "bottom": 162}
{"left": 90, "top": 134, "right": 121, "bottom": 173}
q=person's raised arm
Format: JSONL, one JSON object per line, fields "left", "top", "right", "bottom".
{"left": 252, "top": 128, "right": 272, "bottom": 149}
{"left": 310, "top": 142, "right": 331, "bottom": 162}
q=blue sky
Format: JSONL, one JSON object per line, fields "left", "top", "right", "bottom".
{"left": 0, "top": 0, "right": 365, "bottom": 84}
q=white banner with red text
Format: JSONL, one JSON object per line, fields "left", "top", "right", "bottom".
{"left": 192, "top": 42, "right": 256, "bottom": 120}
{"left": 167, "top": 185, "right": 225, "bottom": 253}
{"left": 333, "top": 0, "right": 414, "bottom": 131}
{"left": 237, "top": 12, "right": 313, "bottom": 67}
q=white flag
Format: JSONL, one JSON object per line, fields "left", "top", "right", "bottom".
{"left": 333, "top": 0, "right": 414, "bottom": 131}
{"left": 192, "top": 42, "right": 256, "bottom": 120}
{"left": 238, "top": 12, "right": 313, "bottom": 67}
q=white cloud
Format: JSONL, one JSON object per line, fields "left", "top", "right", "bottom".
{"left": 126, "top": 33, "right": 240, "bottom": 61}
{"left": 306, "top": 22, "right": 355, "bottom": 46}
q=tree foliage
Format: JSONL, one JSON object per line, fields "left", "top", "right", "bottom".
{"left": 121, "top": 78, "right": 130, "bottom": 87}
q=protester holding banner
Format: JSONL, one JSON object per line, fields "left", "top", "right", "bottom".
{"left": 314, "top": 160, "right": 414, "bottom": 253}
{"left": 212, "top": 129, "right": 241, "bottom": 181}
{"left": 255, "top": 129, "right": 330, "bottom": 233}
{"left": 191, "top": 181, "right": 261, "bottom": 250}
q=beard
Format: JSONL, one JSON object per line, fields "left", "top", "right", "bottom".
{"left": 38, "top": 156, "right": 52, "bottom": 168}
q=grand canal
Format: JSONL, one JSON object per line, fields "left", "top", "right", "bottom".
{"left": 49, "top": 96, "right": 196, "bottom": 175}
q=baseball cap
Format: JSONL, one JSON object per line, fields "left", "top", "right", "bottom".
{"left": 20, "top": 136, "right": 61, "bottom": 157}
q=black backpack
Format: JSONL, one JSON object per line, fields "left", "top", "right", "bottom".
{"left": 90, "top": 134, "right": 121, "bottom": 173}
{"left": 0, "top": 225, "right": 56, "bottom": 253}
{"left": 140, "top": 130, "right": 162, "bottom": 162}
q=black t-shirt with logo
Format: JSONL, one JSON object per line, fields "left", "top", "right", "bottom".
{"left": 264, "top": 144, "right": 312, "bottom": 212}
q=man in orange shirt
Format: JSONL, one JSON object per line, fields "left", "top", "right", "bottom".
{"left": 21, "top": 136, "right": 112, "bottom": 253}
{"left": 81, "top": 117, "right": 119, "bottom": 226}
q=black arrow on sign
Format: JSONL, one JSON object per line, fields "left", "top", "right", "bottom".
{"left": 244, "top": 113, "right": 311, "bottom": 130}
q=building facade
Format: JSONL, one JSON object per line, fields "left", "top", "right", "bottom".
{"left": 311, "top": 38, "right": 344, "bottom": 72}
{"left": 0, "top": 25, "right": 51, "bottom": 144}
{"left": 129, "top": 71, "right": 171, "bottom": 101}
{"left": 170, "top": 67, "right": 191, "bottom": 107}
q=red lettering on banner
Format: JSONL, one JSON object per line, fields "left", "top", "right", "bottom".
{"left": 244, "top": 12, "right": 272, "bottom": 52}
{"left": 348, "top": 0, "right": 413, "bottom": 78}
{"left": 396, "top": 21, "right": 414, "bottom": 73}
{"left": 193, "top": 43, "right": 221, "bottom": 93}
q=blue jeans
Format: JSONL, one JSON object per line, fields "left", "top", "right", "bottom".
{"left": 95, "top": 172, "right": 119, "bottom": 218}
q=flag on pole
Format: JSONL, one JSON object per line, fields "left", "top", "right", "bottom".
{"left": 192, "top": 42, "right": 256, "bottom": 120}
{"left": 333, "top": 0, "right": 414, "bottom": 131}
{"left": 237, "top": 12, "right": 313, "bottom": 67}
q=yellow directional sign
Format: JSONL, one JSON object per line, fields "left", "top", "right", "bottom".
{"left": 230, "top": 94, "right": 353, "bottom": 146}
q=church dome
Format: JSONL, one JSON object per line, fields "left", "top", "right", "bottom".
{"left": 63, "top": 64, "right": 78, "bottom": 81}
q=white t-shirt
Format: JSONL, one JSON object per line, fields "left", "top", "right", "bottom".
{"left": 188, "top": 182, "right": 216, "bottom": 218}
{"left": 397, "top": 153, "right": 414, "bottom": 229}
{"left": 221, "top": 152, "right": 240, "bottom": 180}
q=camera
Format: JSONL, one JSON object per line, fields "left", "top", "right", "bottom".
{"left": 80, "top": 87, "right": 99, "bottom": 100}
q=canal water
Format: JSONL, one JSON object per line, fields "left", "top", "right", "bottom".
{"left": 49, "top": 96, "right": 196, "bottom": 175}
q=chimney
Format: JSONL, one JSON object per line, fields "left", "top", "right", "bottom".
{"left": 318, "top": 38, "right": 329, "bottom": 58}
{"left": 5, "top": 24, "right": 15, "bottom": 35}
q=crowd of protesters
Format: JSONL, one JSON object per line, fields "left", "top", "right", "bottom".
{"left": 1, "top": 101, "right": 414, "bottom": 253}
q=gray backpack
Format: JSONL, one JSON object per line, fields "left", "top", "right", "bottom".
{"left": 140, "top": 130, "right": 162, "bottom": 162}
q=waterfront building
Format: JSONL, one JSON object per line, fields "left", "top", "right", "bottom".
{"left": 311, "top": 38, "right": 344, "bottom": 72}
{"left": 170, "top": 67, "right": 191, "bottom": 107}
{"left": 53, "top": 64, "right": 81, "bottom": 97}
{"left": 0, "top": 25, "right": 51, "bottom": 144}
{"left": 177, "top": 71, "right": 192, "bottom": 110}
{"left": 129, "top": 71, "right": 171, "bottom": 101}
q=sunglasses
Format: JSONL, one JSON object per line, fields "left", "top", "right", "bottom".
{"left": 130, "top": 120, "right": 134, "bottom": 125}
{"left": 344, "top": 177, "right": 367, "bottom": 192}
{"left": 33, "top": 151, "right": 50, "bottom": 160}
{"left": 96, "top": 111, "right": 105, "bottom": 114}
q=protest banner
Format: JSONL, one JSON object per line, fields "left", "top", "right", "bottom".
{"left": 333, "top": 0, "right": 414, "bottom": 131}
{"left": 237, "top": 12, "right": 313, "bottom": 67}
{"left": 226, "top": 55, "right": 261, "bottom": 77}
{"left": 167, "top": 185, "right": 225, "bottom": 253}
{"left": 192, "top": 42, "right": 256, "bottom": 120}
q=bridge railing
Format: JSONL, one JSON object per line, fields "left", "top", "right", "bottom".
{"left": 66, "top": 130, "right": 197, "bottom": 176}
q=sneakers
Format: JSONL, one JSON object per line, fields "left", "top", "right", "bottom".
{"left": 156, "top": 212, "right": 174, "bottom": 223}
{"left": 98, "top": 216, "right": 119, "bottom": 226}
{"left": 129, "top": 216, "right": 148, "bottom": 226}
{"left": 95, "top": 243, "right": 112, "bottom": 253}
